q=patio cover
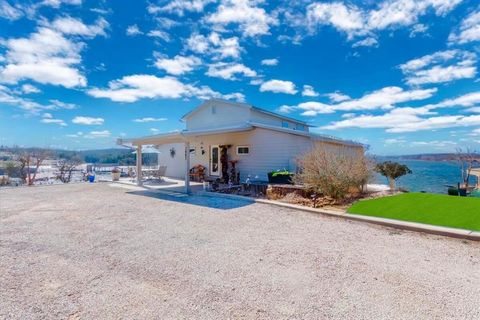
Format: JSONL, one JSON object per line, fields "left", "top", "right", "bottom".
{"left": 117, "top": 124, "right": 254, "bottom": 193}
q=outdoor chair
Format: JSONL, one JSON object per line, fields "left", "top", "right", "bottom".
{"left": 189, "top": 165, "right": 206, "bottom": 182}
{"left": 153, "top": 165, "right": 167, "bottom": 180}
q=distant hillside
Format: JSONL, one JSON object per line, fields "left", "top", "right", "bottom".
{"left": 0, "top": 146, "right": 148, "bottom": 165}
{"left": 382, "top": 153, "right": 480, "bottom": 162}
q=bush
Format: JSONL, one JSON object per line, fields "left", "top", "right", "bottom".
{"left": 269, "top": 170, "right": 292, "bottom": 177}
{"left": 294, "top": 144, "right": 372, "bottom": 200}
{"left": 268, "top": 170, "right": 294, "bottom": 184}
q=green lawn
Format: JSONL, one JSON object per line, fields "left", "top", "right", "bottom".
{"left": 348, "top": 192, "right": 480, "bottom": 231}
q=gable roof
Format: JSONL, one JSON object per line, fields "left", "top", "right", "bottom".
{"left": 180, "top": 98, "right": 311, "bottom": 126}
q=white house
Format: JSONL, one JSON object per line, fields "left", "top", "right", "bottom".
{"left": 118, "top": 99, "right": 363, "bottom": 192}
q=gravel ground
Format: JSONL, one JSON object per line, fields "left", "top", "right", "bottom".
{"left": 1, "top": 183, "right": 479, "bottom": 319}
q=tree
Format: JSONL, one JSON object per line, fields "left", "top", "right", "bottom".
{"left": 15, "top": 148, "right": 50, "bottom": 186}
{"left": 56, "top": 158, "right": 81, "bottom": 183}
{"left": 4, "top": 161, "right": 21, "bottom": 178}
{"left": 375, "top": 161, "right": 412, "bottom": 191}
{"left": 456, "top": 148, "right": 478, "bottom": 188}
{"left": 295, "top": 144, "right": 373, "bottom": 200}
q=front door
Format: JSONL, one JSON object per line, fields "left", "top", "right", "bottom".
{"left": 210, "top": 145, "right": 220, "bottom": 176}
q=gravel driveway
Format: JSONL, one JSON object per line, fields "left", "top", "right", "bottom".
{"left": 1, "top": 183, "right": 479, "bottom": 319}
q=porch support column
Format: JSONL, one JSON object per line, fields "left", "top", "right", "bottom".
{"left": 184, "top": 140, "right": 191, "bottom": 194}
{"left": 136, "top": 144, "right": 143, "bottom": 186}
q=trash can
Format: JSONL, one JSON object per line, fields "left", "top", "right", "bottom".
{"left": 88, "top": 175, "right": 95, "bottom": 183}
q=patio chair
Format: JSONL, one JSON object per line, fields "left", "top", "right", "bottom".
{"left": 189, "top": 165, "right": 206, "bottom": 182}
{"left": 153, "top": 165, "right": 167, "bottom": 180}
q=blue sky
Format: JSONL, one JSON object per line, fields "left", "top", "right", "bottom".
{"left": 0, "top": 0, "right": 480, "bottom": 155}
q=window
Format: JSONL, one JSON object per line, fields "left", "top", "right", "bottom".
{"left": 211, "top": 106, "right": 217, "bottom": 114}
{"left": 282, "top": 121, "right": 289, "bottom": 128}
{"left": 295, "top": 123, "right": 305, "bottom": 131}
{"left": 237, "top": 146, "right": 250, "bottom": 155}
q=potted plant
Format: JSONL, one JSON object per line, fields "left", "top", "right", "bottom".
{"left": 267, "top": 170, "right": 294, "bottom": 184}
{"left": 111, "top": 168, "right": 121, "bottom": 181}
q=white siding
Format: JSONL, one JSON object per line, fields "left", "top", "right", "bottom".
{"left": 186, "top": 101, "right": 250, "bottom": 130}
{"left": 154, "top": 129, "right": 362, "bottom": 182}
{"left": 156, "top": 143, "right": 186, "bottom": 178}
{"left": 250, "top": 110, "right": 308, "bottom": 132}
{"left": 187, "top": 128, "right": 313, "bottom": 181}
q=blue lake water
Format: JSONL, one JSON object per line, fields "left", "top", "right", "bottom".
{"left": 373, "top": 159, "right": 478, "bottom": 194}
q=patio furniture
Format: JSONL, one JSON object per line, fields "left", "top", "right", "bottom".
{"left": 189, "top": 165, "right": 206, "bottom": 182}
{"left": 152, "top": 165, "right": 167, "bottom": 180}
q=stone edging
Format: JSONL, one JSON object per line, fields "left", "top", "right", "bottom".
{"left": 196, "top": 191, "right": 480, "bottom": 242}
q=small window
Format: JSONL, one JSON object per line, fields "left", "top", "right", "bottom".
{"left": 282, "top": 121, "right": 289, "bottom": 128}
{"left": 211, "top": 106, "right": 217, "bottom": 114}
{"left": 295, "top": 124, "right": 305, "bottom": 131}
{"left": 237, "top": 146, "right": 250, "bottom": 155}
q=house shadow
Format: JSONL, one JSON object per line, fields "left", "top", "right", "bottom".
{"left": 126, "top": 189, "right": 254, "bottom": 210}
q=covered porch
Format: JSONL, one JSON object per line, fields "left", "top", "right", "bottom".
{"left": 117, "top": 125, "right": 254, "bottom": 193}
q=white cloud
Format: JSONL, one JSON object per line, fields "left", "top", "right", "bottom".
{"left": 331, "top": 86, "right": 436, "bottom": 112}
{"left": 21, "top": 83, "right": 40, "bottom": 94}
{"left": 0, "top": 0, "right": 22, "bottom": 20}
{"left": 433, "top": 91, "right": 480, "bottom": 108}
{"left": 307, "top": 2, "right": 365, "bottom": 39}
{"left": 66, "top": 131, "right": 83, "bottom": 138}
{"left": 87, "top": 74, "right": 245, "bottom": 103}
{"left": 148, "top": 0, "right": 214, "bottom": 16}
{"left": 48, "top": 16, "right": 108, "bottom": 37}
{"left": 0, "top": 84, "right": 72, "bottom": 111}
{"left": 279, "top": 86, "right": 436, "bottom": 116}
{"left": 222, "top": 92, "right": 245, "bottom": 102}
{"left": 277, "top": 105, "right": 296, "bottom": 114}
{"left": 185, "top": 32, "right": 242, "bottom": 59}
{"left": 399, "top": 50, "right": 477, "bottom": 85}
{"left": 0, "top": 17, "right": 107, "bottom": 88}
{"left": 147, "top": 30, "right": 170, "bottom": 41}
{"left": 302, "top": 85, "right": 319, "bottom": 97}
{"left": 154, "top": 55, "right": 201, "bottom": 75}
{"left": 410, "top": 23, "right": 428, "bottom": 37}
{"left": 41, "top": 112, "right": 66, "bottom": 126}
{"left": 326, "top": 91, "right": 351, "bottom": 102}
{"left": 133, "top": 117, "right": 168, "bottom": 123}
{"left": 72, "top": 116, "right": 104, "bottom": 125}
{"left": 49, "top": 99, "right": 76, "bottom": 109}
{"left": 297, "top": 101, "right": 335, "bottom": 115}
{"left": 126, "top": 24, "right": 142, "bottom": 36}
{"left": 385, "top": 137, "right": 406, "bottom": 145}
{"left": 1, "top": 0, "right": 83, "bottom": 21}
{"left": 206, "top": 0, "right": 278, "bottom": 37}
{"left": 448, "top": 9, "right": 480, "bottom": 44}
{"left": 321, "top": 106, "right": 480, "bottom": 133}
{"left": 410, "top": 140, "right": 457, "bottom": 148}
{"left": 87, "top": 75, "right": 188, "bottom": 102}
{"left": 150, "top": 128, "right": 160, "bottom": 133}
{"left": 352, "top": 37, "right": 378, "bottom": 48}
{"left": 85, "top": 130, "right": 111, "bottom": 138}
{"left": 261, "top": 58, "right": 278, "bottom": 66}
{"left": 206, "top": 62, "right": 257, "bottom": 80}
{"left": 306, "top": 0, "right": 462, "bottom": 42}
{"left": 260, "top": 79, "right": 297, "bottom": 94}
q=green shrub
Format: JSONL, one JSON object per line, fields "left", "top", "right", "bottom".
{"left": 269, "top": 170, "right": 292, "bottom": 177}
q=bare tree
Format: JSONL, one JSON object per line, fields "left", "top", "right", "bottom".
{"left": 295, "top": 144, "right": 373, "bottom": 200}
{"left": 56, "top": 158, "right": 81, "bottom": 183}
{"left": 16, "top": 148, "right": 50, "bottom": 186}
{"left": 456, "top": 147, "right": 478, "bottom": 188}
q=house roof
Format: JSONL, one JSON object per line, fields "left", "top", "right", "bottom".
{"left": 180, "top": 98, "right": 311, "bottom": 126}
{"left": 118, "top": 122, "right": 363, "bottom": 148}
{"left": 118, "top": 124, "right": 254, "bottom": 146}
